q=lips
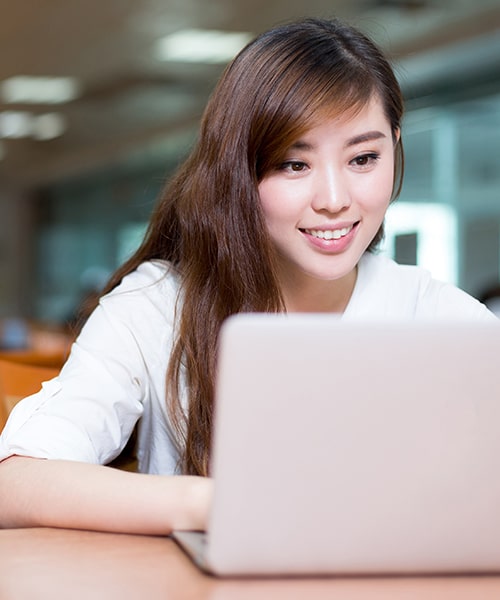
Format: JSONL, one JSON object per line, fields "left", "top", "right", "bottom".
{"left": 301, "top": 222, "right": 357, "bottom": 240}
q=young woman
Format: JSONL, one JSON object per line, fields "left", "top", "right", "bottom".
{"left": 0, "top": 18, "right": 495, "bottom": 534}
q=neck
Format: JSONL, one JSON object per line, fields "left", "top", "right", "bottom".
{"left": 280, "top": 268, "right": 358, "bottom": 314}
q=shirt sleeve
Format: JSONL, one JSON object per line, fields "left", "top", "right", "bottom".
{"left": 0, "top": 285, "right": 153, "bottom": 465}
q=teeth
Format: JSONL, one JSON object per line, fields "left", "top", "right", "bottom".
{"left": 305, "top": 225, "right": 353, "bottom": 240}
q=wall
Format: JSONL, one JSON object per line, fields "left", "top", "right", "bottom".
{"left": 0, "top": 186, "right": 34, "bottom": 318}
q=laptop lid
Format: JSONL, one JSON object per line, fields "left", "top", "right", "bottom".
{"left": 200, "top": 314, "right": 500, "bottom": 575}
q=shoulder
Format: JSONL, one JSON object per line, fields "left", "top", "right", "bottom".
{"left": 76, "top": 260, "right": 182, "bottom": 356}
{"left": 101, "top": 260, "right": 180, "bottom": 318}
{"left": 346, "top": 253, "right": 496, "bottom": 321}
{"left": 106, "top": 260, "right": 179, "bottom": 298}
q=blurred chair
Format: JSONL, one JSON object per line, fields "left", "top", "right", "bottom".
{"left": 0, "top": 316, "right": 73, "bottom": 370}
{"left": 0, "top": 349, "right": 67, "bottom": 369}
{"left": 0, "top": 358, "right": 137, "bottom": 472}
{"left": 0, "top": 359, "right": 59, "bottom": 432}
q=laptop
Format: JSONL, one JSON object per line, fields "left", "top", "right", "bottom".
{"left": 172, "top": 314, "right": 500, "bottom": 576}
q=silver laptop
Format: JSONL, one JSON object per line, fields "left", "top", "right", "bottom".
{"left": 172, "top": 314, "right": 500, "bottom": 576}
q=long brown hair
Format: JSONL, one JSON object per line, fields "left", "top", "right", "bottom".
{"left": 101, "top": 18, "right": 405, "bottom": 475}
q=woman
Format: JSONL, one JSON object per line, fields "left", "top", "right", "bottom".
{"left": 0, "top": 18, "right": 494, "bottom": 534}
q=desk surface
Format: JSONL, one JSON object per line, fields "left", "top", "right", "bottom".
{"left": 2, "top": 527, "right": 500, "bottom": 600}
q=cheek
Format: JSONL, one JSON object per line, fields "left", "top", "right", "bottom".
{"left": 258, "top": 180, "right": 299, "bottom": 225}
{"left": 257, "top": 180, "right": 274, "bottom": 220}
{"left": 356, "top": 163, "right": 395, "bottom": 211}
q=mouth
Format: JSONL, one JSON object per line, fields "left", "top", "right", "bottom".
{"left": 301, "top": 223, "right": 356, "bottom": 240}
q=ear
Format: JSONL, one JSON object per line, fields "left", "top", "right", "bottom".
{"left": 393, "top": 127, "right": 401, "bottom": 145}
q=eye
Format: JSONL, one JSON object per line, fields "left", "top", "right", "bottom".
{"left": 279, "top": 160, "right": 308, "bottom": 173}
{"left": 350, "top": 152, "right": 380, "bottom": 168}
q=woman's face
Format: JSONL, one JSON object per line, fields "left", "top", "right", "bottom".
{"left": 258, "top": 95, "right": 397, "bottom": 292}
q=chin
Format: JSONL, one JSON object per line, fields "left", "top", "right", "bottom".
{"left": 305, "top": 265, "right": 357, "bottom": 282}
{"left": 313, "top": 257, "right": 361, "bottom": 282}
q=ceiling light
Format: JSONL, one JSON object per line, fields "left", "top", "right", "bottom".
{"left": 155, "top": 28, "right": 252, "bottom": 64}
{"left": 32, "top": 113, "right": 66, "bottom": 140}
{"left": 0, "top": 110, "right": 66, "bottom": 140}
{"left": 0, "top": 76, "right": 80, "bottom": 104}
{"left": 0, "top": 111, "right": 33, "bottom": 138}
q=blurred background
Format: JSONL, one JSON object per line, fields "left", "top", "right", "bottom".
{"left": 1, "top": 0, "right": 500, "bottom": 357}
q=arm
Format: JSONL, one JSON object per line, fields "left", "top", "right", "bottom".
{"left": 0, "top": 266, "right": 210, "bottom": 533}
{"left": 0, "top": 455, "right": 212, "bottom": 534}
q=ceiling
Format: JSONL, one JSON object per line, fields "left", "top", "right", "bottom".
{"left": 1, "top": 0, "right": 500, "bottom": 190}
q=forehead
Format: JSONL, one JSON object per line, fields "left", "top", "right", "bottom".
{"left": 294, "top": 95, "right": 392, "bottom": 144}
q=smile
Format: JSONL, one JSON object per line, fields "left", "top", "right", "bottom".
{"left": 302, "top": 225, "right": 354, "bottom": 240}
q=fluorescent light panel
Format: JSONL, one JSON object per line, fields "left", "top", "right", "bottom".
{"left": 32, "top": 113, "right": 67, "bottom": 140}
{"left": 0, "top": 111, "right": 66, "bottom": 140}
{"left": 155, "top": 28, "right": 252, "bottom": 64}
{"left": 0, "top": 76, "right": 80, "bottom": 104}
{"left": 0, "top": 111, "right": 32, "bottom": 138}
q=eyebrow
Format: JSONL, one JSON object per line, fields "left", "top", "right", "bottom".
{"left": 289, "top": 140, "right": 314, "bottom": 151}
{"left": 288, "top": 130, "right": 387, "bottom": 152}
{"left": 344, "top": 130, "right": 387, "bottom": 148}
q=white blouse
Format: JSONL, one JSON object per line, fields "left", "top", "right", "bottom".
{"left": 0, "top": 253, "right": 495, "bottom": 473}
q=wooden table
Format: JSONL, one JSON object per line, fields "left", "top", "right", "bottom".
{"left": 2, "top": 527, "right": 500, "bottom": 600}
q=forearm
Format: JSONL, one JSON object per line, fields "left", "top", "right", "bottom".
{"left": 0, "top": 456, "right": 211, "bottom": 534}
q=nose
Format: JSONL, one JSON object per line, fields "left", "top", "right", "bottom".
{"left": 310, "top": 165, "right": 351, "bottom": 214}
